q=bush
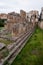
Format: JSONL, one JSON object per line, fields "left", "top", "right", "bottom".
{"left": 0, "top": 19, "right": 7, "bottom": 27}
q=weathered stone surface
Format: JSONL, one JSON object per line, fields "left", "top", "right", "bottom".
{"left": 38, "top": 21, "right": 43, "bottom": 29}
{"left": 0, "top": 43, "right": 5, "bottom": 50}
{"left": 12, "top": 23, "right": 26, "bottom": 37}
{"left": 26, "top": 10, "right": 39, "bottom": 23}
{"left": 12, "top": 23, "right": 19, "bottom": 37}
{"left": 20, "top": 10, "right": 26, "bottom": 19}
{"left": 0, "top": 13, "right": 7, "bottom": 19}
{"left": 4, "top": 10, "right": 27, "bottom": 37}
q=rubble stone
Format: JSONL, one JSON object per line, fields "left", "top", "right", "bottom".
{"left": 0, "top": 43, "right": 5, "bottom": 50}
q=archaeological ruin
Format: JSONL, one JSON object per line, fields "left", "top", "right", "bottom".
{"left": 0, "top": 7, "right": 43, "bottom": 65}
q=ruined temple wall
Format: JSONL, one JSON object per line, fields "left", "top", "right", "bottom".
{"left": 20, "top": 10, "right": 26, "bottom": 19}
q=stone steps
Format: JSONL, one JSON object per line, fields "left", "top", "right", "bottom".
{"left": 0, "top": 26, "right": 35, "bottom": 65}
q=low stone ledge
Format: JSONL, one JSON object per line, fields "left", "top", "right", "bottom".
{"left": 0, "top": 43, "right": 6, "bottom": 50}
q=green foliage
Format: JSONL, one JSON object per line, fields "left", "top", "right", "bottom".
{"left": 0, "top": 19, "right": 6, "bottom": 27}
{"left": 2, "top": 49, "right": 9, "bottom": 58}
{"left": 3, "top": 60, "right": 10, "bottom": 65}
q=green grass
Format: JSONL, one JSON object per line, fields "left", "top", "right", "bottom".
{"left": 12, "top": 28, "right": 43, "bottom": 65}
{"left": 0, "top": 27, "right": 4, "bottom": 30}
{"left": 0, "top": 38, "right": 14, "bottom": 45}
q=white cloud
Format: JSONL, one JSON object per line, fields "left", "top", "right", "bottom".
{"left": 0, "top": 2, "right": 5, "bottom": 6}
{"left": 0, "top": 0, "right": 43, "bottom": 13}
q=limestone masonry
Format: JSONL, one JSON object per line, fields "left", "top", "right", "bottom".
{"left": 0, "top": 7, "right": 43, "bottom": 65}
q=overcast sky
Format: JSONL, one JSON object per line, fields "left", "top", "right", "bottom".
{"left": 0, "top": 0, "right": 43, "bottom": 13}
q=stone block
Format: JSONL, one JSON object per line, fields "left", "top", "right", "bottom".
{"left": 0, "top": 43, "right": 5, "bottom": 50}
{"left": 20, "top": 10, "right": 26, "bottom": 19}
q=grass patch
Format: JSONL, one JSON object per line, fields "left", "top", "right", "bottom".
{"left": 0, "top": 27, "right": 4, "bottom": 30}
{"left": 0, "top": 38, "right": 14, "bottom": 45}
{"left": 12, "top": 28, "right": 43, "bottom": 65}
